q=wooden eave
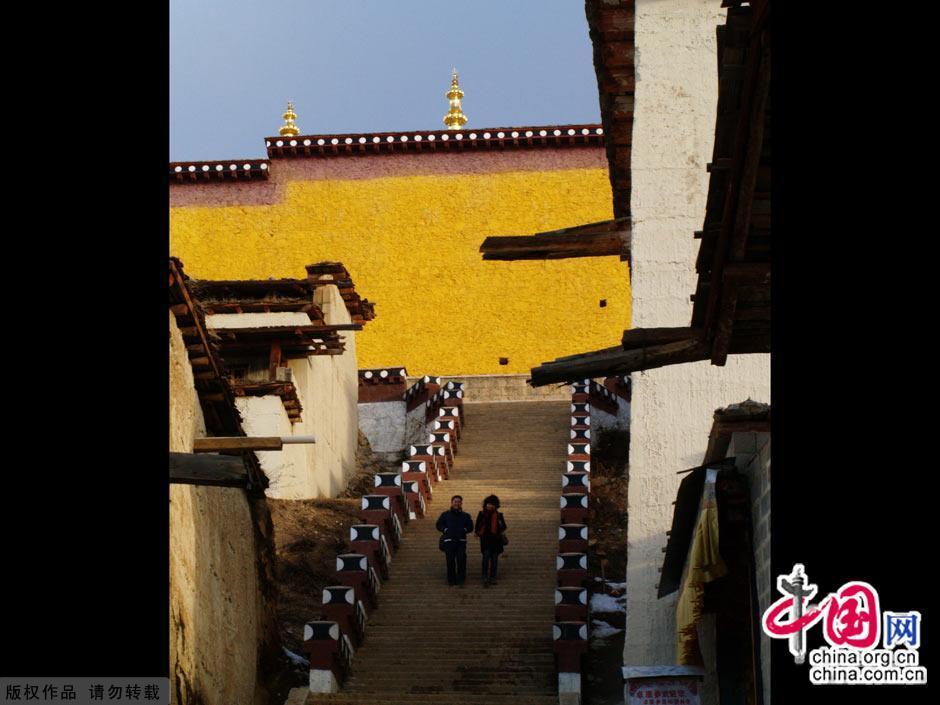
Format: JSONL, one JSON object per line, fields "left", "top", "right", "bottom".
{"left": 691, "top": 0, "right": 771, "bottom": 366}
{"left": 209, "top": 325, "right": 355, "bottom": 359}
{"left": 199, "top": 298, "right": 324, "bottom": 318}
{"left": 306, "top": 262, "right": 377, "bottom": 322}
{"left": 190, "top": 279, "right": 316, "bottom": 300}
{"left": 190, "top": 264, "right": 377, "bottom": 324}
{"left": 169, "top": 258, "right": 269, "bottom": 491}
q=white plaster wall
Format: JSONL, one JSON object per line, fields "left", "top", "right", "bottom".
{"left": 404, "top": 406, "right": 430, "bottom": 448}
{"left": 359, "top": 400, "right": 407, "bottom": 456}
{"left": 221, "top": 285, "right": 359, "bottom": 499}
{"left": 623, "top": 0, "right": 771, "bottom": 669}
{"left": 206, "top": 312, "right": 313, "bottom": 329}
{"left": 624, "top": 361, "right": 769, "bottom": 667}
{"left": 235, "top": 395, "right": 311, "bottom": 498}
{"left": 291, "top": 284, "right": 360, "bottom": 497}
{"left": 169, "top": 311, "right": 263, "bottom": 705}
{"left": 169, "top": 310, "right": 205, "bottom": 453}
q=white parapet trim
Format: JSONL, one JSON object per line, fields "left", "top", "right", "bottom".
{"left": 558, "top": 672, "right": 582, "bottom": 705}
{"left": 308, "top": 669, "right": 339, "bottom": 694}
{"left": 359, "top": 400, "right": 408, "bottom": 456}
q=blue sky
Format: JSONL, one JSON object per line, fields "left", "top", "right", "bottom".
{"left": 170, "top": 1, "right": 602, "bottom": 161}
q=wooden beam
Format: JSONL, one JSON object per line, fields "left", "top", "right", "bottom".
{"left": 712, "top": 419, "right": 771, "bottom": 436}
{"left": 722, "top": 261, "right": 770, "bottom": 283}
{"left": 169, "top": 452, "right": 248, "bottom": 487}
{"left": 480, "top": 217, "right": 631, "bottom": 261}
{"left": 621, "top": 327, "right": 703, "bottom": 350}
{"left": 710, "top": 282, "right": 739, "bottom": 365}
{"left": 209, "top": 324, "right": 362, "bottom": 337}
{"left": 481, "top": 232, "right": 625, "bottom": 260}
{"left": 193, "top": 437, "right": 284, "bottom": 453}
{"left": 701, "top": 19, "right": 769, "bottom": 335}
{"left": 268, "top": 341, "right": 282, "bottom": 380}
{"left": 169, "top": 260, "right": 226, "bottom": 389}
{"left": 543, "top": 344, "right": 624, "bottom": 365}
{"left": 729, "top": 35, "right": 771, "bottom": 262}
{"left": 530, "top": 338, "right": 711, "bottom": 387}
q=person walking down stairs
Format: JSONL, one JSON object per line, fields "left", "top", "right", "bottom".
{"left": 475, "top": 494, "right": 507, "bottom": 587}
{"left": 436, "top": 495, "right": 474, "bottom": 587}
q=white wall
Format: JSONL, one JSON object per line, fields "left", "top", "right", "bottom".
{"left": 359, "top": 400, "right": 408, "bottom": 460}
{"left": 208, "top": 284, "right": 360, "bottom": 499}
{"left": 404, "top": 405, "right": 431, "bottom": 447}
{"left": 286, "top": 284, "right": 360, "bottom": 497}
{"left": 623, "top": 0, "right": 771, "bottom": 669}
{"left": 168, "top": 311, "right": 265, "bottom": 705}
{"left": 235, "top": 395, "right": 311, "bottom": 497}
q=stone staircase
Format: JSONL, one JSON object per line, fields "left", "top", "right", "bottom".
{"left": 293, "top": 400, "right": 572, "bottom": 705}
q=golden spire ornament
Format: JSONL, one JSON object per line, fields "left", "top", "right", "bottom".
{"left": 443, "top": 69, "right": 468, "bottom": 130}
{"left": 279, "top": 101, "right": 300, "bottom": 137}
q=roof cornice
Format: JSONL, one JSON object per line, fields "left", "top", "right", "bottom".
{"left": 264, "top": 123, "right": 604, "bottom": 158}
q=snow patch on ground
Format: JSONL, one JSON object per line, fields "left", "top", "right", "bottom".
{"left": 591, "top": 592, "right": 626, "bottom": 613}
{"left": 283, "top": 646, "right": 309, "bottom": 667}
{"left": 592, "top": 619, "right": 624, "bottom": 639}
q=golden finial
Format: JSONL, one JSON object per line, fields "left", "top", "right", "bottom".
{"left": 443, "top": 69, "right": 468, "bottom": 130}
{"left": 279, "top": 101, "right": 300, "bottom": 137}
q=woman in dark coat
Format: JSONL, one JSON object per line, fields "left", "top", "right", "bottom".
{"left": 474, "top": 494, "right": 507, "bottom": 587}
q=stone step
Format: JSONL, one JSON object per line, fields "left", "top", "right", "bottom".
{"left": 301, "top": 402, "right": 573, "bottom": 705}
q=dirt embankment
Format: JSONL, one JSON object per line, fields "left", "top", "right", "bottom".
{"left": 269, "top": 432, "right": 400, "bottom": 672}
{"left": 588, "top": 428, "right": 629, "bottom": 581}
{"left": 583, "top": 427, "right": 629, "bottom": 705}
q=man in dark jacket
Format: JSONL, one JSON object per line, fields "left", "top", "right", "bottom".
{"left": 436, "top": 495, "right": 474, "bottom": 587}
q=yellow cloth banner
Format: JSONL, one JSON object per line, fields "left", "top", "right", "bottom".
{"left": 676, "top": 469, "right": 728, "bottom": 665}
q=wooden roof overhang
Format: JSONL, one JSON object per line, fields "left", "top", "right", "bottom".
{"left": 209, "top": 324, "right": 359, "bottom": 359}
{"left": 190, "top": 261, "right": 377, "bottom": 325}
{"left": 169, "top": 257, "right": 268, "bottom": 491}
{"left": 181, "top": 263, "right": 372, "bottom": 425}
{"left": 306, "top": 262, "right": 377, "bottom": 322}
{"left": 528, "top": 0, "right": 770, "bottom": 386}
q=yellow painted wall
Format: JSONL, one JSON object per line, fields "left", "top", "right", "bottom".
{"left": 170, "top": 167, "right": 630, "bottom": 376}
